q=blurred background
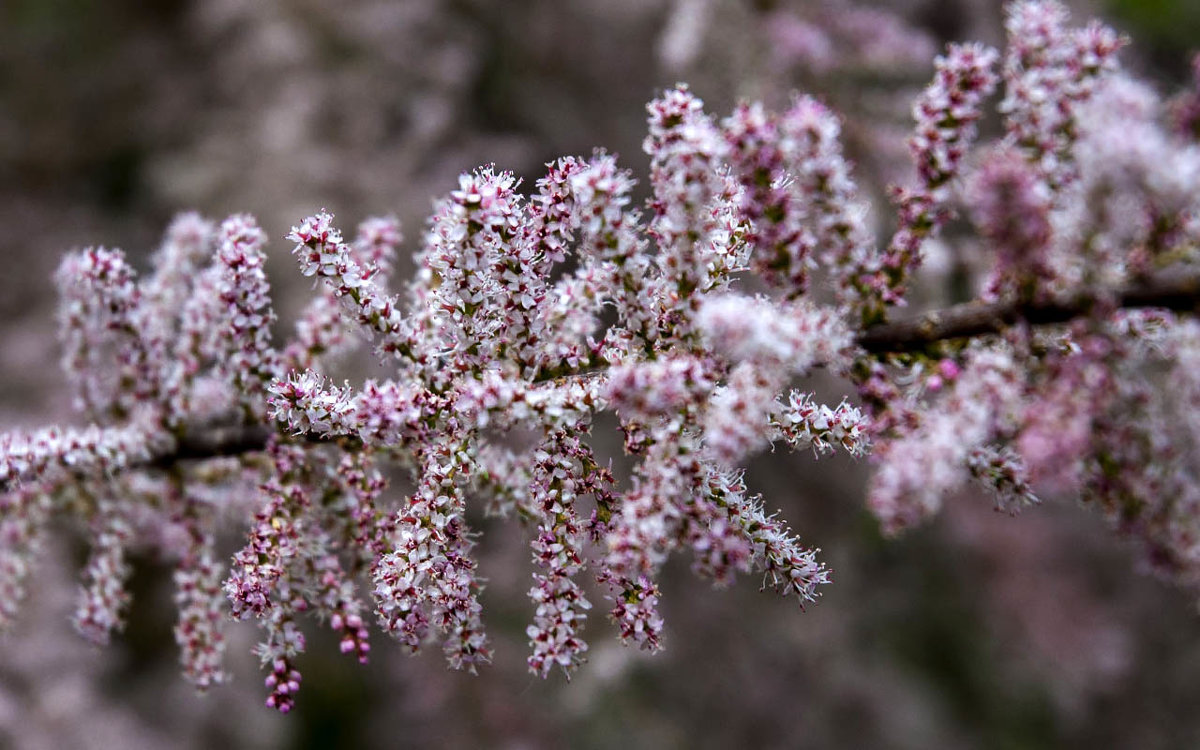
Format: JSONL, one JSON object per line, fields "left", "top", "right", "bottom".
{"left": 3, "top": 0, "right": 1200, "bottom": 748}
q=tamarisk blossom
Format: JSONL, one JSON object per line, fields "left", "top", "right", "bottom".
{"left": 606, "top": 357, "right": 714, "bottom": 432}
{"left": 697, "top": 293, "right": 853, "bottom": 465}
{"left": 1071, "top": 76, "right": 1200, "bottom": 280}
{"left": 12, "top": 0, "right": 1200, "bottom": 717}
{"left": 700, "top": 468, "right": 829, "bottom": 601}
{"left": 525, "top": 429, "right": 593, "bottom": 677}
{"left": 288, "top": 212, "right": 413, "bottom": 364}
{"left": 352, "top": 215, "right": 402, "bottom": 281}
{"left": 861, "top": 42, "right": 999, "bottom": 322}
{"left": 425, "top": 168, "right": 529, "bottom": 372}
{"left": 602, "top": 356, "right": 712, "bottom": 648}
{"left": 371, "top": 435, "right": 490, "bottom": 671}
{"left": 771, "top": 393, "right": 870, "bottom": 459}
{"left": 968, "top": 146, "right": 1055, "bottom": 301}
{"left": 225, "top": 445, "right": 310, "bottom": 621}
{"left": 0, "top": 487, "right": 51, "bottom": 630}
{"left": 72, "top": 494, "right": 134, "bottom": 646}
{"left": 774, "top": 97, "right": 875, "bottom": 316}
{"left": 139, "top": 214, "right": 217, "bottom": 409}
{"left": 869, "top": 348, "right": 1028, "bottom": 533}
{"left": 172, "top": 490, "right": 229, "bottom": 690}
{"left": 724, "top": 100, "right": 818, "bottom": 298}
{"left": 644, "top": 84, "right": 734, "bottom": 307}
{"left": 0, "top": 423, "right": 153, "bottom": 493}
{"left": 1000, "top": 0, "right": 1124, "bottom": 192}
{"left": 257, "top": 608, "right": 305, "bottom": 713}
{"left": 282, "top": 217, "right": 402, "bottom": 374}
{"left": 1169, "top": 53, "right": 1200, "bottom": 141}
{"left": 217, "top": 215, "right": 281, "bottom": 420}
{"left": 174, "top": 537, "right": 229, "bottom": 689}
{"left": 55, "top": 248, "right": 148, "bottom": 420}
{"left": 224, "top": 441, "right": 378, "bottom": 707}
{"left": 164, "top": 265, "right": 228, "bottom": 427}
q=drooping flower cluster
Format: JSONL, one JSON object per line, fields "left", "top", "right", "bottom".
{"left": 3, "top": 0, "right": 1200, "bottom": 716}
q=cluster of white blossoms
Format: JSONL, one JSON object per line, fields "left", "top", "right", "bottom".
{"left": 4, "top": 0, "right": 1200, "bottom": 713}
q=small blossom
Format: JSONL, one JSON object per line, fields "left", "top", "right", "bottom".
{"left": 866, "top": 41, "right": 1000, "bottom": 320}
{"left": 525, "top": 430, "right": 592, "bottom": 677}
{"left": 268, "top": 370, "right": 356, "bottom": 436}
{"left": 173, "top": 521, "right": 229, "bottom": 690}
{"left": 868, "top": 349, "right": 1024, "bottom": 533}
{"left": 968, "top": 444, "right": 1040, "bottom": 514}
{"left": 217, "top": 214, "right": 281, "bottom": 418}
{"left": 773, "top": 392, "right": 870, "bottom": 458}
{"left": 604, "top": 355, "right": 714, "bottom": 420}
{"left": 0, "top": 487, "right": 52, "bottom": 631}
{"left": 0, "top": 423, "right": 154, "bottom": 494}
{"left": 256, "top": 610, "right": 305, "bottom": 713}
{"left": 723, "top": 101, "right": 818, "bottom": 297}
{"left": 352, "top": 215, "right": 403, "bottom": 281}
{"left": 967, "top": 146, "right": 1055, "bottom": 300}
{"left": 1001, "top": 0, "right": 1124, "bottom": 191}
{"left": 288, "top": 212, "right": 412, "bottom": 362}
{"left": 600, "top": 573, "right": 665, "bottom": 652}
{"left": 72, "top": 498, "right": 133, "bottom": 646}
{"left": 697, "top": 293, "right": 851, "bottom": 372}
{"left": 55, "top": 247, "right": 151, "bottom": 419}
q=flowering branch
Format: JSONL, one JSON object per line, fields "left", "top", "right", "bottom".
{"left": 6, "top": 0, "right": 1200, "bottom": 715}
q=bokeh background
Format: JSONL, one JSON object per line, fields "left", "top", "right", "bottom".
{"left": 3, "top": 1, "right": 1200, "bottom": 748}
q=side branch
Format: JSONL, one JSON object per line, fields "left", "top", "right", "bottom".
{"left": 856, "top": 269, "right": 1200, "bottom": 354}
{"left": 158, "top": 425, "right": 358, "bottom": 468}
{"left": 156, "top": 424, "right": 274, "bottom": 467}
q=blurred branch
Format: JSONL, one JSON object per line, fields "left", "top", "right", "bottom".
{"left": 857, "top": 267, "right": 1200, "bottom": 354}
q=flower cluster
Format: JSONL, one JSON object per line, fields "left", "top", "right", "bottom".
{"left": 1000, "top": 0, "right": 1124, "bottom": 192}
{"left": 3, "top": 0, "right": 1200, "bottom": 716}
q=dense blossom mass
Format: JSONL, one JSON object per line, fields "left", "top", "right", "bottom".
{"left": 4, "top": 0, "right": 1200, "bottom": 713}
